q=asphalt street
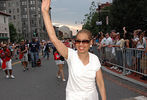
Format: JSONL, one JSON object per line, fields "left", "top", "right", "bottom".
{"left": 0, "top": 52, "right": 146, "bottom": 100}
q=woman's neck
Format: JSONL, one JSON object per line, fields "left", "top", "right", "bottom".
{"left": 77, "top": 52, "right": 89, "bottom": 59}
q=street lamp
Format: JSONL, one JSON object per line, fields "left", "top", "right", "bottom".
{"left": 96, "top": 0, "right": 102, "bottom": 32}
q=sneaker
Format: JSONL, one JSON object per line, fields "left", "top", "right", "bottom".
{"left": 57, "top": 75, "right": 61, "bottom": 79}
{"left": 6, "top": 75, "right": 9, "bottom": 79}
{"left": 116, "top": 69, "right": 119, "bottom": 71}
{"left": 62, "top": 79, "right": 66, "bottom": 82}
{"left": 119, "top": 70, "right": 122, "bottom": 72}
{"left": 126, "top": 71, "right": 131, "bottom": 75}
{"left": 10, "top": 75, "right": 15, "bottom": 79}
{"left": 110, "top": 66, "right": 115, "bottom": 69}
{"left": 114, "top": 66, "right": 118, "bottom": 70}
{"left": 23, "top": 69, "right": 26, "bottom": 72}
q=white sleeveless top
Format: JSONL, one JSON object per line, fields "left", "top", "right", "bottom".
{"left": 66, "top": 48, "right": 101, "bottom": 100}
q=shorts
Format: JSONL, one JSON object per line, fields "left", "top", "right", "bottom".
{"left": 21, "top": 53, "right": 28, "bottom": 62}
{"left": 2, "top": 59, "right": 12, "bottom": 70}
{"left": 55, "top": 60, "right": 64, "bottom": 65}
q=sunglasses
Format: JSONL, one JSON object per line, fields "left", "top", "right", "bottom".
{"left": 75, "top": 40, "right": 91, "bottom": 44}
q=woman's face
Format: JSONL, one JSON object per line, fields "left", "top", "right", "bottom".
{"left": 75, "top": 33, "right": 92, "bottom": 54}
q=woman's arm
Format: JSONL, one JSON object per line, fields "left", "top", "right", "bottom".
{"left": 41, "top": 0, "right": 68, "bottom": 59}
{"left": 96, "top": 69, "right": 106, "bottom": 100}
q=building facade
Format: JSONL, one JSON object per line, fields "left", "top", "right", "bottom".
{"left": 0, "top": 11, "right": 10, "bottom": 43}
{"left": 0, "top": 0, "right": 48, "bottom": 41}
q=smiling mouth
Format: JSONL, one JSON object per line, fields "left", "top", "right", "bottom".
{"left": 78, "top": 47, "right": 85, "bottom": 51}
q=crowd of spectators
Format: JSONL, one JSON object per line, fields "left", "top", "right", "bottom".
{"left": 94, "top": 27, "right": 147, "bottom": 80}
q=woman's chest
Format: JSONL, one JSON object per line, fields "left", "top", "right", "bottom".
{"left": 70, "top": 58, "right": 98, "bottom": 79}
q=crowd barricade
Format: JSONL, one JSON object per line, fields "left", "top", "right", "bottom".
{"left": 97, "top": 46, "right": 147, "bottom": 76}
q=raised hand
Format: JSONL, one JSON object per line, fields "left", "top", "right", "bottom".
{"left": 123, "top": 26, "right": 127, "bottom": 34}
{"left": 41, "top": 0, "right": 51, "bottom": 13}
{"left": 123, "top": 27, "right": 126, "bottom": 31}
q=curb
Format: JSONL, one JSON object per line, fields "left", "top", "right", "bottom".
{"left": 101, "top": 66, "right": 147, "bottom": 88}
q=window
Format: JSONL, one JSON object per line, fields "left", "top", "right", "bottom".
{"left": 4, "top": 17, "right": 6, "bottom": 23}
{"left": 12, "top": 2, "right": 15, "bottom": 7}
{"left": 13, "top": 15, "right": 16, "bottom": 20}
{"left": 3, "top": 3, "right": 6, "bottom": 7}
{"left": 24, "top": 8, "right": 27, "bottom": 12}
{"left": 5, "top": 33, "right": 8, "bottom": 37}
{"left": 13, "top": 9, "right": 15, "bottom": 13}
{"left": 9, "top": 16, "right": 12, "bottom": 20}
{"left": 4, "top": 10, "right": 6, "bottom": 13}
{"left": 8, "top": 3, "right": 11, "bottom": 7}
{"left": 17, "top": 15, "right": 19, "bottom": 19}
{"left": 30, "top": 7, "right": 36, "bottom": 11}
{"left": 2, "top": 33, "right": 4, "bottom": 37}
{"left": 17, "top": 8, "right": 19, "bottom": 13}
{"left": 22, "top": 1, "right": 27, "bottom": 5}
{"left": 38, "top": 8, "right": 40, "bottom": 11}
{"left": 30, "top": 0, "right": 36, "bottom": 4}
{"left": 38, "top": 14, "right": 40, "bottom": 18}
{"left": 9, "top": 9, "right": 11, "bottom": 14}
{"left": 16, "top": 2, "right": 19, "bottom": 6}
{"left": 31, "top": 20, "right": 34, "bottom": 25}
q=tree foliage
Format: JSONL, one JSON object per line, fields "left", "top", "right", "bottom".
{"left": 109, "top": 0, "right": 147, "bottom": 32}
{"left": 9, "top": 23, "right": 17, "bottom": 42}
{"left": 82, "top": 1, "right": 110, "bottom": 36}
{"left": 82, "top": 1, "right": 98, "bottom": 36}
{"left": 83, "top": 0, "right": 147, "bottom": 35}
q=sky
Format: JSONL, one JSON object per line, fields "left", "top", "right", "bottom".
{"left": 51, "top": 0, "right": 111, "bottom": 35}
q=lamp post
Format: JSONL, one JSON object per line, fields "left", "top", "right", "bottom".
{"left": 96, "top": 0, "right": 102, "bottom": 32}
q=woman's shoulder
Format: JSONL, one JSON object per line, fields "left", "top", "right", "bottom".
{"left": 89, "top": 52, "right": 99, "bottom": 60}
{"left": 68, "top": 48, "right": 76, "bottom": 53}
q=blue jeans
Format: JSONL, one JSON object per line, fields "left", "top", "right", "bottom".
{"left": 125, "top": 49, "right": 133, "bottom": 67}
{"left": 116, "top": 50, "right": 123, "bottom": 66}
{"left": 44, "top": 51, "right": 49, "bottom": 59}
{"left": 30, "top": 52, "right": 38, "bottom": 67}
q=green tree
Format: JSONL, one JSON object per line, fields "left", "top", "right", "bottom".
{"left": 9, "top": 23, "right": 17, "bottom": 42}
{"left": 110, "top": 0, "right": 147, "bottom": 32}
{"left": 82, "top": 1, "right": 98, "bottom": 36}
{"left": 82, "top": 1, "right": 111, "bottom": 36}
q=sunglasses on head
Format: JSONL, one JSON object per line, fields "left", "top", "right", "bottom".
{"left": 75, "top": 40, "right": 91, "bottom": 44}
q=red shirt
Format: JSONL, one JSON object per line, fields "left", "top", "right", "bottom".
{"left": 0, "top": 49, "right": 5, "bottom": 60}
{"left": 4, "top": 49, "right": 11, "bottom": 61}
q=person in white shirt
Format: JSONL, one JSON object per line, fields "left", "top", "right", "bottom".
{"left": 97, "top": 34, "right": 107, "bottom": 64}
{"left": 105, "top": 33, "right": 113, "bottom": 61}
{"left": 98, "top": 34, "right": 106, "bottom": 49}
{"left": 41, "top": 0, "right": 106, "bottom": 100}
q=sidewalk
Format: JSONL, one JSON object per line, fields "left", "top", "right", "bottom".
{"left": 102, "top": 66, "right": 147, "bottom": 88}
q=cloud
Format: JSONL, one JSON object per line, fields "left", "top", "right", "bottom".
{"left": 53, "top": 22, "right": 82, "bottom": 35}
{"left": 51, "top": 0, "right": 111, "bottom": 33}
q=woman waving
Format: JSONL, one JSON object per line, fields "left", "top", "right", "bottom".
{"left": 41, "top": 0, "right": 106, "bottom": 100}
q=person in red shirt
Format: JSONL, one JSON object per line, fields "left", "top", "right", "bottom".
{"left": 1, "top": 44, "right": 15, "bottom": 79}
{"left": 53, "top": 48, "right": 66, "bottom": 81}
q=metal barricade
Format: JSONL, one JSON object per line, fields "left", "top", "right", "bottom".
{"left": 96, "top": 46, "right": 147, "bottom": 77}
